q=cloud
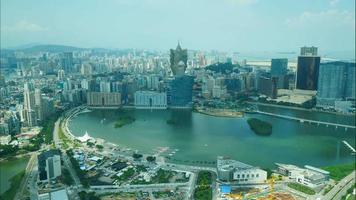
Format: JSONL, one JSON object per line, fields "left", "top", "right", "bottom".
{"left": 285, "top": 9, "right": 355, "bottom": 28}
{"left": 2, "top": 20, "right": 49, "bottom": 32}
{"left": 329, "top": 0, "right": 339, "bottom": 6}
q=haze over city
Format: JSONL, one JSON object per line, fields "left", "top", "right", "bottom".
{"left": 0, "top": 1, "right": 355, "bottom": 200}
{"left": 1, "top": 0, "right": 355, "bottom": 53}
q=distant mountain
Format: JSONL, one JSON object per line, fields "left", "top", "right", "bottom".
{"left": 20, "top": 44, "right": 86, "bottom": 53}
{"left": 8, "top": 43, "right": 43, "bottom": 50}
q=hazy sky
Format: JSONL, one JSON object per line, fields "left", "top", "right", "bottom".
{"left": 1, "top": 0, "right": 355, "bottom": 52}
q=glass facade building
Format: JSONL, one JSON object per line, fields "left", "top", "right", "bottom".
{"left": 317, "top": 61, "right": 356, "bottom": 107}
{"left": 271, "top": 58, "right": 288, "bottom": 89}
{"left": 296, "top": 56, "right": 320, "bottom": 91}
{"left": 168, "top": 75, "right": 194, "bottom": 108}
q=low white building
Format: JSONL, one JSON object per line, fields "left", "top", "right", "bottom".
{"left": 38, "top": 189, "right": 68, "bottom": 200}
{"left": 275, "top": 163, "right": 329, "bottom": 188}
{"left": 134, "top": 91, "right": 167, "bottom": 109}
{"left": 217, "top": 156, "right": 267, "bottom": 184}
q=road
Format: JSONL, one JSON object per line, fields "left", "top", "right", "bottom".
{"left": 256, "top": 110, "right": 356, "bottom": 129}
{"left": 322, "top": 171, "right": 355, "bottom": 200}
{"left": 14, "top": 152, "right": 37, "bottom": 200}
{"left": 53, "top": 119, "right": 82, "bottom": 187}
{"left": 92, "top": 182, "right": 188, "bottom": 194}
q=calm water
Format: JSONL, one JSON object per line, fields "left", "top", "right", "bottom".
{"left": 0, "top": 156, "right": 29, "bottom": 194}
{"left": 69, "top": 108, "right": 355, "bottom": 168}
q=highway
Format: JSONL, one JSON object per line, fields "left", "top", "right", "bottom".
{"left": 92, "top": 182, "right": 189, "bottom": 194}
{"left": 53, "top": 119, "right": 82, "bottom": 187}
{"left": 14, "top": 152, "right": 37, "bottom": 200}
{"left": 256, "top": 110, "right": 356, "bottom": 129}
{"left": 322, "top": 171, "right": 355, "bottom": 200}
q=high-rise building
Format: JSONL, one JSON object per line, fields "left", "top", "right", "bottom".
{"left": 147, "top": 75, "right": 160, "bottom": 90}
{"left": 38, "top": 149, "right": 61, "bottom": 182}
{"left": 296, "top": 47, "right": 320, "bottom": 91}
{"left": 258, "top": 76, "right": 278, "bottom": 99}
{"left": 134, "top": 91, "right": 167, "bottom": 109}
{"left": 345, "top": 63, "right": 356, "bottom": 99}
{"left": 167, "top": 75, "right": 194, "bottom": 108}
{"left": 61, "top": 52, "right": 73, "bottom": 73}
{"left": 57, "top": 69, "right": 65, "bottom": 81}
{"left": 34, "top": 88, "right": 43, "bottom": 121}
{"left": 41, "top": 97, "right": 55, "bottom": 120}
{"left": 87, "top": 92, "right": 121, "bottom": 107}
{"left": 170, "top": 43, "right": 188, "bottom": 76}
{"left": 100, "top": 81, "right": 111, "bottom": 93}
{"left": 301, "top": 46, "right": 318, "bottom": 56}
{"left": 271, "top": 58, "right": 289, "bottom": 89}
{"left": 317, "top": 61, "right": 356, "bottom": 108}
{"left": 23, "top": 83, "right": 38, "bottom": 126}
{"left": 80, "top": 63, "right": 93, "bottom": 76}
{"left": 0, "top": 121, "right": 9, "bottom": 135}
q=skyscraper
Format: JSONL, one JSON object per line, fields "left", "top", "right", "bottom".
{"left": 271, "top": 58, "right": 288, "bottom": 89}
{"left": 345, "top": 63, "right": 356, "bottom": 99}
{"left": 23, "top": 83, "right": 37, "bottom": 126}
{"left": 296, "top": 47, "right": 320, "bottom": 91}
{"left": 300, "top": 46, "right": 318, "bottom": 56}
{"left": 317, "top": 61, "right": 356, "bottom": 107}
{"left": 38, "top": 149, "right": 61, "bottom": 182}
{"left": 61, "top": 52, "right": 74, "bottom": 73}
{"left": 170, "top": 43, "right": 188, "bottom": 76}
{"left": 168, "top": 75, "right": 194, "bottom": 108}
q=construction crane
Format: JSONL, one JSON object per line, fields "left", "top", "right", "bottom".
{"left": 266, "top": 176, "right": 276, "bottom": 200}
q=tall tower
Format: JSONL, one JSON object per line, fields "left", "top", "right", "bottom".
{"left": 170, "top": 42, "right": 188, "bottom": 76}
{"left": 296, "top": 47, "right": 320, "bottom": 90}
{"left": 23, "top": 82, "right": 37, "bottom": 126}
{"left": 61, "top": 52, "right": 74, "bottom": 73}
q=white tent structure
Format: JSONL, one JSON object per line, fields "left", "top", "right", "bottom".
{"left": 77, "top": 131, "right": 93, "bottom": 143}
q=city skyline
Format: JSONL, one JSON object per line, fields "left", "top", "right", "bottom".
{"left": 1, "top": 0, "right": 355, "bottom": 53}
{"left": 0, "top": 1, "right": 355, "bottom": 200}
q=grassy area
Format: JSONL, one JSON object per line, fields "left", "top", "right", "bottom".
{"left": 197, "top": 171, "right": 212, "bottom": 186}
{"left": 341, "top": 183, "right": 356, "bottom": 200}
{"left": 151, "top": 169, "right": 175, "bottom": 183}
{"left": 0, "top": 170, "right": 25, "bottom": 200}
{"left": 61, "top": 168, "right": 74, "bottom": 186}
{"left": 152, "top": 191, "right": 174, "bottom": 198}
{"left": 78, "top": 191, "right": 100, "bottom": 200}
{"left": 247, "top": 118, "right": 272, "bottom": 136}
{"left": 287, "top": 183, "right": 316, "bottom": 195}
{"left": 194, "top": 171, "right": 213, "bottom": 200}
{"left": 58, "top": 123, "right": 70, "bottom": 149}
{"left": 116, "top": 168, "right": 135, "bottom": 182}
{"left": 323, "top": 184, "right": 334, "bottom": 195}
{"left": 322, "top": 162, "right": 355, "bottom": 181}
{"left": 114, "top": 116, "right": 135, "bottom": 128}
{"left": 66, "top": 149, "right": 90, "bottom": 187}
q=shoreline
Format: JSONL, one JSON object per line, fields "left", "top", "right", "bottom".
{"left": 195, "top": 108, "right": 244, "bottom": 118}
{"left": 249, "top": 101, "right": 356, "bottom": 117}
{"left": 61, "top": 105, "right": 355, "bottom": 169}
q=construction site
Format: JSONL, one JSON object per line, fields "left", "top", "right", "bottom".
{"left": 220, "top": 177, "right": 300, "bottom": 200}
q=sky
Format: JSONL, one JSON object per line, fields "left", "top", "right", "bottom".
{"left": 1, "top": 0, "right": 355, "bottom": 52}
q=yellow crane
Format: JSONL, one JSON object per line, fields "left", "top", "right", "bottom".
{"left": 266, "top": 176, "right": 276, "bottom": 200}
